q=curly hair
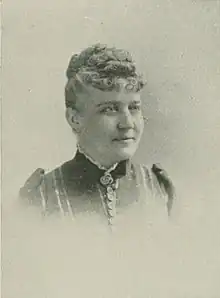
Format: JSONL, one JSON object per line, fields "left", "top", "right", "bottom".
{"left": 65, "top": 43, "right": 146, "bottom": 108}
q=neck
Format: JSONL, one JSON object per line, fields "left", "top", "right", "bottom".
{"left": 77, "top": 144, "right": 119, "bottom": 171}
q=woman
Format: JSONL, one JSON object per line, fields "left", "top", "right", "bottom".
{"left": 19, "top": 43, "right": 175, "bottom": 227}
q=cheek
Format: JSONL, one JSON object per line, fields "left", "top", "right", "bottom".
{"left": 100, "top": 117, "right": 118, "bottom": 130}
{"left": 83, "top": 116, "right": 117, "bottom": 137}
{"left": 135, "top": 115, "right": 144, "bottom": 133}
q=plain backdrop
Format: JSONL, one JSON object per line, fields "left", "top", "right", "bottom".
{"left": 3, "top": 0, "right": 220, "bottom": 201}
{"left": 2, "top": 0, "right": 220, "bottom": 297}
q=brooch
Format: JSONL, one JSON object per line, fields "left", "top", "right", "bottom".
{"left": 100, "top": 172, "right": 114, "bottom": 186}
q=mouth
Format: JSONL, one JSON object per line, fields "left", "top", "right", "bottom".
{"left": 113, "top": 137, "right": 135, "bottom": 143}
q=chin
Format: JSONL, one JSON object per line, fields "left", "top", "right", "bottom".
{"left": 115, "top": 147, "right": 137, "bottom": 160}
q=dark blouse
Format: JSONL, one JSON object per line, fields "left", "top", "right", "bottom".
{"left": 19, "top": 151, "right": 175, "bottom": 226}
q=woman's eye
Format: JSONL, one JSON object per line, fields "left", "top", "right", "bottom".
{"left": 100, "top": 106, "right": 118, "bottom": 113}
{"left": 129, "top": 104, "right": 141, "bottom": 111}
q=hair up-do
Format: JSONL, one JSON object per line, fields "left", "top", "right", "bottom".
{"left": 65, "top": 43, "right": 146, "bottom": 108}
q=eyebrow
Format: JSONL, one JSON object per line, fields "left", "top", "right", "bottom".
{"left": 96, "top": 100, "right": 141, "bottom": 108}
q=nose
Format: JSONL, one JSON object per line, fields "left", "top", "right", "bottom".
{"left": 117, "top": 110, "right": 134, "bottom": 130}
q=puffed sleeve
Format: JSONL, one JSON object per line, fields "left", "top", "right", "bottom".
{"left": 19, "top": 168, "right": 47, "bottom": 210}
{"left": 151, "top": 163, "right": 176, "bottom": 216}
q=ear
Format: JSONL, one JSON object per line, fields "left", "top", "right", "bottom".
{"left": 65, "top": 107, "right": 82, "bottom": 133}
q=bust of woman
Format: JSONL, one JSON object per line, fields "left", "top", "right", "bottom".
{"left": 19, "top": 43, "right": 175, "bottom": 226}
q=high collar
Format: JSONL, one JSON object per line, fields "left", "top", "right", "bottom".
{"left": 61, "top": 150, "right": 132, "bottom": 187}
{"left": 77, "top": 144, "right": 119, "bottom": 172}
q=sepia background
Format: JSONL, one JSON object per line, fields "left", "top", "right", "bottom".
{"left": 2, "top": 0, "right": 220, "bottom": 297}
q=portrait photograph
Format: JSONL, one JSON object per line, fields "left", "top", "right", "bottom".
{"left": 2, "top": 0, "right": 220, "bottom": 297}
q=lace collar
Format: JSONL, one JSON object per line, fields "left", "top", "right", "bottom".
{"left": 77, "top": 144, "right": 119, "bottom": 173}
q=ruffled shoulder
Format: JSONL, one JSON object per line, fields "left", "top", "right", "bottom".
{"left": 19, "top": 168, "right": 45, "bottom": 197}
{"left": 19, "top": 168, "right": 49, "bottom": 211}
{"left": 19, "top": 167, "right": 68, "bottom": 214}
{"left": 142, "top": 163, "right": 176, "bottom": 215}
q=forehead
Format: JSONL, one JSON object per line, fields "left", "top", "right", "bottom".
{"left": 79, "top": 86, "right": 141, "bottom": 109}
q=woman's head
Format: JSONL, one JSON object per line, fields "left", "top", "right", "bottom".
{"left": 65, "top": 43, "right": 146, "bottom": 167}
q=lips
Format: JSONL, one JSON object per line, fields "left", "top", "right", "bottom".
{"left": 113, "top": 137, "right": 135, "bottom": 141}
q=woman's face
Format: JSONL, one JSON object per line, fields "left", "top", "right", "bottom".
{"left": 74, "top": 87, "right": 144, "bottom": 167}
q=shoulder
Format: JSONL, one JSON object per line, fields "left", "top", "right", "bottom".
{"left": 19, "top": 168, "right": 46, "bottom": 202}
{"left": 140, "top": 163, "right": 176, "bottom": 215}
{"left": 19, "top": 159, "right": 77, "bottom": 213}
{"left": 19, "top": 167, "right": 60, "bottom": 208}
